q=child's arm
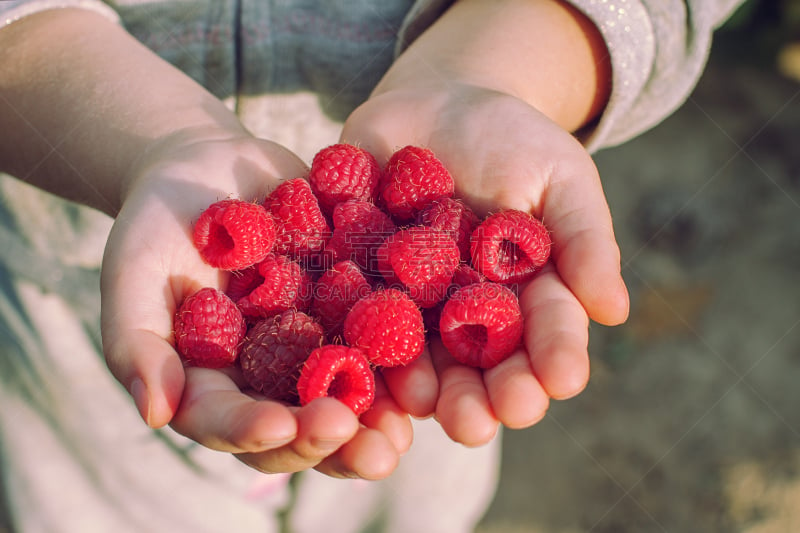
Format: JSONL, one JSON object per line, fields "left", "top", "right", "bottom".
{"left": 0, "top": 7, "right": 251, "bottom": 214}
{"left": 0, "top": 8, "right": 410, "bottom": 479}
{"left": 343, "top": 0, "right": 629, "bottom": 443}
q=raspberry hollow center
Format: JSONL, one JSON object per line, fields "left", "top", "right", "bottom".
{"left": 328, "top": 371, "right": 353, "bottom": 399}
{"left": 210, "top": 223, "right": 236, "bottom": 253}
{"left": 460, "top": 324, "right": 488, "bottom": 350}
{"left": 499, "top": 240, "right": 524, "bottom": 267}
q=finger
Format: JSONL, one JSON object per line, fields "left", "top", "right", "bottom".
{"left": 101, "top": 268, "right": 222, "bottom": 428}
{"left": 236, "top": 397, "right": 360, "bottom": 474}
{"left": 430, "top": 337, "right": 499, "bottom": 447}
{"left": 314, "top": 427, "right": 401, "bottom": 480}
{"left": 359, "top": 373, "right": 413, "bottom": 455}
{"left": 520, "top": 266, "right": 591, "bottom": 400}
{"left": 380, "top": 348, "right": 439, "bottom": 418}
{"left": 103, "top": 328, "right": 186, "bottom": 428}
{"left": 483, "top": 348, "right": 550, "bottom": 429}
{"left": 100, "top": 212, "right": 223, "bottom": 427}
{"left": 171, "top": 367, "right": 298, "bottom": 453}
{"left": 542, "top": 161, "right": 629, "bottom": 326}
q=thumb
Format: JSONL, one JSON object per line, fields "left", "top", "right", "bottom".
{"left": 99, "top": 216, "right": 216, "bottom": 428}
{"left": 102, "top": 326, "right": 186, "bottom": 428}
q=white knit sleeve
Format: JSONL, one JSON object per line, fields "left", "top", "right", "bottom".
{"left": 397, "top": 1, "right": 746, "bottom": 154}
{"left": 566, "top": 0, "right": 746, "bottom": 152}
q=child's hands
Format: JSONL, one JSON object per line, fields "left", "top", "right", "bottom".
{"left": 100, "top": 134, "right": 411, "bottom": 479}
{"left": 341, "top": 84, "right": 629, "bottom": 446}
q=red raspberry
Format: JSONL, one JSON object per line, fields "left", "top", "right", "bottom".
{"left": 417, "top": 197, "right": 480, "bottom": 261}
{"left": 308, "top": 143, "right": 382, "bottom": 215}
{"left": 173, "top": 287, "right": 246, "bottom": 369}
{"left": 235, "top": 253, "right": 313, "bottom": 319}
{"left": 326, "top": 200, "right": 396, "bottom": 276}
{"left": 438, "top": 282, "right": 523, "bottom": 369}
{"left": 470, "top": 209, "right": 552, "bottom": 285}
{"left": 263, "top": 178, "right": 330, "bottom": 260}
{"left": 422, "top": 264, "right": 486, "bottom": 333}
{"left": 451, "top": 263, "right": 487, "bottom": 288}
{"left": 192, "top": 199, "right": 276, "bottom": 270}
{"left": 343, "top": 288, "right": 425, "bottom": 367}
{"left": 225, "top": 265, "right": 262, "bottom": 302}
{"left": 239, "top": 310, "right": 324, "bottom": 404}
{"left": 379, "top": 145, "right": 454, "bottom": 222}
{"left": 376, "top": 226, "right": 460, "bottom": 308}
{"left": 311, "top": 260, "right": 372, "bottom": 336}
{"left": 297, "top": 345, "right": 375, "bottom": 415}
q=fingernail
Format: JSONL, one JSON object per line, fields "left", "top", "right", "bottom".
{"left": 257, "top": 436, "right": 295, "bottom": 450}
{"left": 312, "top": 439, "right": 345, "bottom": 453}
{"left": 130, "top": 378, "right": 150, "bottom": 425}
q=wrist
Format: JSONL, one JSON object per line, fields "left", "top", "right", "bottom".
{"left": 122, "top": 126, "right": 252, "bottom": 206}
{"left": 376, "top": 0, "right": 611, "bottom": 133}
{"left": 122, "top": 133, "right": 308, "bottom": 221}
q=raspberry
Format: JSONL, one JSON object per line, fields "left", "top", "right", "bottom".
{"left": 380, "top": 145, "right": 454, "bottom": 222}
{"left": 311, "top": 260, "right": 372, "bottom": 336}
{"left": 225, "top": 265, "right": 262, "bottom": 302}
{"left": 173, "top": 287, "right": 246, "bottom": 369}
{"left": 451, "top": 263, "right": 487, "bottom": 288}
{"left": 376, "top": 226, "right": 460, "bottom": 308}
{"left": 326, "top": 199, "right": 396, "bottom": 276}
{"left": 417, "top": 197, "right": 480, "bottom": 261}
{"left": 235, "top": 253, "right": 313, "bottom": 319}
{"left": 239, "top": 310, "right": 324, "bottom": 403}
{"left": 297, "top": 345, "right": 375, "bottom": 415}
{"left": 192, "top": 199, "right": 276, "bottom": 270}
{"left": 439, "top": 282, "right": 523, "bottom": 369}
{"left": 422, "top": 264, "right": 487, "bottom": 333}
{"left": 263, "top": 178, "right": 330, "bottom": 260}
{"left": 308, "top": 143, "right": 382, "bottom": 215}
{"left": 470, "top": 209, "right": 551, "bottom": 285}
{"left": 343, "top": 288, "right": 425, "bottom": 367}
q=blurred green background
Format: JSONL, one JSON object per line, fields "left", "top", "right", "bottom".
{"left": 716, "top": 0, "right": 800, "bottom": 74}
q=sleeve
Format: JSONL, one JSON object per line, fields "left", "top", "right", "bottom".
{"left": 0, "top": 0, "right": 118, "bottom": 26}
{"left": 396, "top": 0, "right": 746, "bottom": 153}
{"left": 562, "top": 0, "right": 746, "bottom": 152}
{"left": 394, "top": 0, "right": 454, "bottom": 57}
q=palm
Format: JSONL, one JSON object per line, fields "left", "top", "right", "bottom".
{"left": 100, "top": 137, "right": 411, "bottom": 478}
{"left": 343, "top": 86, "right": 629, "bottom": 445}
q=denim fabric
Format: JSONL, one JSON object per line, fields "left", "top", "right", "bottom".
{"left": 114, "top": 0, "right": 414, "bottom": 121}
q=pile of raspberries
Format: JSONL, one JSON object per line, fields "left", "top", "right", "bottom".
{"left": 173, "top": 144, "right": 551, "bottom": 415}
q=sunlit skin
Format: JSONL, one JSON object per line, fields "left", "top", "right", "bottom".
{"left": 0, "top": 0, "right": 627, "bottom": 479}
